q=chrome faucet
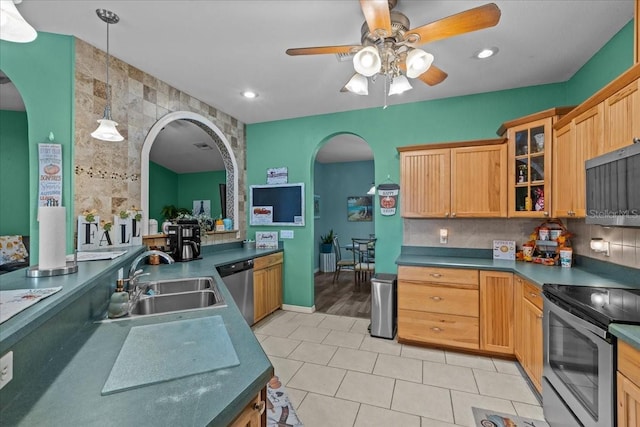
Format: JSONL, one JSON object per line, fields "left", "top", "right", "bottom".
{"left": 128, "top": 250, "right": 175, "bottom": 290}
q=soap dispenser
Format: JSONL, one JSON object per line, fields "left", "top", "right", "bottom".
{"left": 108, "top": 279, "right": 129, "bottom": 318}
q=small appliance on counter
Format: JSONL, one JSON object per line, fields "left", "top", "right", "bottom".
{"left": 167, "top": 219, "right": 201, "bottom": 262}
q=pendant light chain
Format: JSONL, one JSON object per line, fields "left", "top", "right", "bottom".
{"left": 106, "top": 20, "right": 110, "bottom": 115}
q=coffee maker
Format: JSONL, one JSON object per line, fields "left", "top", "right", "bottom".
{"left": 167, "top": 219, "right": 201, "bottom": 262}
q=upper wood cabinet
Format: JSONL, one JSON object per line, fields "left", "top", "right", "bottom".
{"left": 603, "top": 79, "right": 640, "bottom": 153}
{"left": 498, "top": 107, "right": 574, "bottom": 218}
{"left": 552, "top": 104, "right": 603, "bottom": 218}
{"left": 398, "top": 139, "right": 507, "bottom": 218}
{"left": 635, "top": 0, "right": 639, "bottom": 63}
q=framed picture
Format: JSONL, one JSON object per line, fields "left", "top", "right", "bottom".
{"left": 314, "top": 195, "right": 320, "bottom": 219}
{"left": 347, "top": 196, "right": 373, "bottom": 222}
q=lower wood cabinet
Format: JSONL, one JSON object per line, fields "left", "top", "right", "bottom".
{"left": 480, "top": 271, "right": 514, "bottom": 354}
{"left": 229, "top": 389, "right": 266, "bottom": 427}
{"left": 617, "top": 340, "right": 640, "bottom": 427}
{"left": 514, "top": 275, "right": 543, "bottom": 393}
{"left": 254, "top": 252, "right": 283, "bottom": 323}
{"left": 398, "top": 266, "right": 480, "bottom": 350}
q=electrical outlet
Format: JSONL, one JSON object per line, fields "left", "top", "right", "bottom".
{"left": 0, "top": 351, "right": 13, "bottom": 390}
{"left": 280, "top": 230, "right": 294, "bottom": 239}
{"left": 439, "top": 228, "right": 448, "bottom": 244}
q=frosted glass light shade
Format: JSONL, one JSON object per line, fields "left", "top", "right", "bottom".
{"left": 388, "top": 75, "right": 412, "bottom": 95}
{"left": 0, "top": 0, "right": 37, "bottom": 42}
{"left": 353, "top": 46, "right": 381, "bottom": 77}
{"left": 91, "top": 119, "right": 124, "bottom": 142}
{"left": 405, "top": 49, "right": 434, "bottom": 78}
{"left": 345, "top": 74, "right": 369, "bottom": 95}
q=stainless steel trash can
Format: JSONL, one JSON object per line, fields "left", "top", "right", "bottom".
{"left": 370, "top": 273, "right": 397, "bottom": 339}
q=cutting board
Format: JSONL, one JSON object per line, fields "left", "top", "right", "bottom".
{"left": 102, "top": 315, "right": 239, "bottom": 395}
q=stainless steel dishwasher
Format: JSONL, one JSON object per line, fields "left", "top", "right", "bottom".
{"left": 216, "top": 259, "right": 254, "bottom": 325}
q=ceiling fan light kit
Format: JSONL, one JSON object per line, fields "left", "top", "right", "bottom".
{"left": 0, "top": 0, "right": 37, "bottom": 43}
{"left": 345, "top": 74, "right": 369, "bottom": 95}
{"left": 286, "top": 1, "right": 501, "bottom": 99}
{"left": 353, "top": 46, "right": 382, "bottom": 77}
{"left": 91, "top": 8, "right": 124, "bottom": 142}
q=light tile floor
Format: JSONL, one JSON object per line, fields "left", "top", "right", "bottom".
{"left": 253, "top": 310, "right": 544, "bottom": 427}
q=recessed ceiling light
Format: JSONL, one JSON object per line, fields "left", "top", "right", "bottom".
{"left": 242, "top": 90, "right": 258, "bottom": 99}
{"left": 474, "top": 47, "right": 498, "bottom": 59}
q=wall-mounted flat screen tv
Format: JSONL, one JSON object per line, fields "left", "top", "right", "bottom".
{"left": 249, "top": 183, "right": 305, "bottom": 226}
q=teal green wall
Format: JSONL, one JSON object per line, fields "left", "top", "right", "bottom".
{"left": 0, "top": 33, "right": 75, "bottom": 262}
{"left": 247, "top": 22, "right": 635, "bottom": 308}
{"left": 0, "top": 111, "right": 29, "bottom": 235}
{"left": 149, "top": 161, "right": 226, "bottom": 223}
{"left": 149, "top": 162, "right": 179, "bottom": 223}
{"left": 567, "top": 20, "right": 634, "bottom": 104}
{"left": 178, "top": 170, "right": 226, "bottom": 219}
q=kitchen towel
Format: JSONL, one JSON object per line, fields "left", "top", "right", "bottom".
{"left": 38, "top": 206, "right": 66, "bottom": 269}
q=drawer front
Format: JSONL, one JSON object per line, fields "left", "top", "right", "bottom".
{"left": 619, "top": 340, "right": 640, "bottom": 387}
{"left": 522, "top": 280, "right": 543, "bottom": 310}
{"left": 254, "top": 252, "right": 283, "bottom": 270}
{"left": 398, "top": 266, "right": 479, "bottom": 286}
{"left": 398, "top": 309, "right": 479, "bottom": 350}
{"left": 398, "top": 282, "right": 479, "bottom": 317}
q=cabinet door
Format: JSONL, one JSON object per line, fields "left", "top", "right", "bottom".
{"left": 400, "top": 149, "right": 451, "bottom": 217}
{"left": 508, "top": 117, "right": 553, "bottom": 217}
{"left": 479, "top": 271, "right": 514, "bottom": 354}
{"left": 604, "top": 80, "right": 639, "bottom": 153}
{"left": 266, "top": 263, "right": 283, "bottom": 314}
{"left": 617, "top": 372, "right": 640, "bottom": 427}
{"left": 572, "top": 104, "right": 602, "bottom": 217}
{"left": 253, "top": 268, "right": 269, "bottom": 323}
{"left": 521, "top": 298, "right": 543, "bottom": 393}
{"left": 229, "top": 392, "right": 264, "bottom": 427}
{"left": 552, "top": 123, "right": 575, "bottom": 217}
{"left": 451, "top": 144, "right": 507, "bottom": 218}
{"left": 513, "top": 276, "right": 524, "bottom": 361}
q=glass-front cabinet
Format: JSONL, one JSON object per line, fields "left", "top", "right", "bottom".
{"left": 498, "top": 107, "right": 574, "bottom": 218}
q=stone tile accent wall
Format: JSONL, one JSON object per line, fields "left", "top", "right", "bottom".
{"left": 404, "top": 218, "right": 639, "bottom": 269}
{"left": 73, "top": 38, "right": 246, "bottom": 241}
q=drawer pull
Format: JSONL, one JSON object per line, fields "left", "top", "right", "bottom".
{"left": 253, "top": 401, "right": 266, "bottom": 414}
{"left": 431, "top": 296, "right": 443, "bottom": 301}
{"left": 529, "top": 292, "right": 539, "bottom": 298}
{"left": 430, "top": 273, "right": 443, "bottom": 278}
{"left": 431, "top": 327, "right": 443, "bottom": 333}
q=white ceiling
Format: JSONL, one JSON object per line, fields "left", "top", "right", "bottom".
{"left": 2, "top": 0, "right": 634, "bottom": 169}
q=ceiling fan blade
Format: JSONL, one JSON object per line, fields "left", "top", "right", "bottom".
{"left": 399, "top": 62, "right": 448, "bottom": 86}
{"left": 286, "top": 45, "right": 362, "bottom": 56}
{"left": 404, "top": 3, "right": 501, "bottom": 46}
{"left": 360, "top": 0, "right": 392, "bottom": 38}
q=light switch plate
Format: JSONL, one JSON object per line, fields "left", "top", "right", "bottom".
{"left": 0, "top": 351, "right": 13, "bottom": 390}
{"left": 280, "top": 230, "right": 294, "bottom": 239}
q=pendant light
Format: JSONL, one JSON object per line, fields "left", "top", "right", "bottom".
{"left": 91, "top": 9, "right": 124, "bottom": 142}
{"left": 0, "top": 0, "right": 37, "bottom": 43}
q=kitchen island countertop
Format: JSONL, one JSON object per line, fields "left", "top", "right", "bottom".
{"left": 0, "top": 244, "right": 282, "bottom": 426}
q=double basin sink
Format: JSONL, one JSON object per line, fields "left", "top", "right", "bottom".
{"left": 126, "top": 277, "right": 226, "bottom": 317}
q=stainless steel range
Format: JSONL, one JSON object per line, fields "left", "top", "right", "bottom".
{"left": 542, "top": 284, "right": 640, "bottom": 427}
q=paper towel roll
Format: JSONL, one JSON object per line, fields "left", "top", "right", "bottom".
{"left": 38, "top": 206, "right": 67, "bottom": 269}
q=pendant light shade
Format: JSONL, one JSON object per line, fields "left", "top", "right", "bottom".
{"left": 405, "top": 48, "right": 434, "bottom": 78}
{"left": 345, "top": 73, "right": 369, "bottom": 95}
{"left": 388, "top": 75, "right": 412, "bottom": 95}
{"left": 0, "top": 0, "right": 37, "bottom": 43}
{"left": 367, "top": 183, "right": 376, "bottom": 195}
{"left": 92, "top": 9, "right": 123, "bottom": 142}
{"left": 353, "top": 46, "right": 382, "bottom": 77}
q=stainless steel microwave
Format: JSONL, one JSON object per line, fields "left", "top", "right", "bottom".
{"left": 585, "top": 141, "right": 640, "bottom": 227}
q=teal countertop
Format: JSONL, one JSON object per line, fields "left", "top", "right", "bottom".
{"left": 397, "top": 246, "right": 640, "bottom": 350}
{"left": 0, "top": 244, "right": 282, "bottom": 426}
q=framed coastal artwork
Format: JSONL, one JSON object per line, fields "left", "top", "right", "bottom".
{"left": 347, "top": 196, "right": 372, "bottom": 222}
{"left": 314, "top": 195, "right": 320, "bottom": 219}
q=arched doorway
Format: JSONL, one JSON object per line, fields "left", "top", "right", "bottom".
{"left": 141, "top": 111, "right": 239, "bottom": 240}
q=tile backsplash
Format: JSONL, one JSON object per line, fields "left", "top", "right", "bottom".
{"left": 404, "top": 218, "right": 639, "bottom": 268}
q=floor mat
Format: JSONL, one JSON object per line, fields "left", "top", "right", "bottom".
{"left": 472, "top": 407, "right": 549, "bottom": 427}
{"left": 267, "top": 376, "right": 303, "bottom": 426}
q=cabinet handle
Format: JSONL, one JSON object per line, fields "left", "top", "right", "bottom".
{"left": 430, "top": 273, "right": 442, "bottom": 278}
{"left": 253, "top": 401, "right": 266, "bottom": 415}
{"left": 451, "top": 213, "right": 456, "bottom": 218}
{"left": 431, "top": 296, "right": 443, "bottom": 301}
{"left": 445, "top": 212, "right": 449, "bottom": 217}
{"left": 633, "top": 137, "right": 639, "bottom": 144}
{"left": 529, "top": 292, "right": 539, "bottom": 298}
{"left": 536, "top": 315, "right": 544, "bottom": 320}
{"left": 431, "top": 327, "right": 443, "bottom": 332}
{"left": 543, "top": 211, "right": 549, "bottom": 217}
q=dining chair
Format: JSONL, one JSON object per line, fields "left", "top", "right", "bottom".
{"left": 332, "top": 235, "right": 355, "bottom": 283}
{"left": 351, "top": 237, "right": 376, "bottom": 286}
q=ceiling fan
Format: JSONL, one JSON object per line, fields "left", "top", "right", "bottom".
{"left": 286, "top": 0, "right": 501, "bottom": 95}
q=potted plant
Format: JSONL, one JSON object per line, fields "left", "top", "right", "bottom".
{"left": 319, "top": 229, "right": 335, "bottom": 253}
